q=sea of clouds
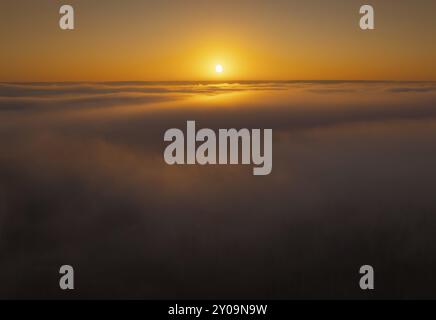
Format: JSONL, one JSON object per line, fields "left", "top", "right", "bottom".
{"left": 1, "top": 81, "right": 436, "bottom": 298}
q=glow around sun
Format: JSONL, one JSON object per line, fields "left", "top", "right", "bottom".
{"left": 215, "top": 64, "right": 223, "bottom": 73}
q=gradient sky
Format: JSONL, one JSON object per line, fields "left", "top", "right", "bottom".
{"left": 1, "top": 0, "right": 435, "bottom": 81}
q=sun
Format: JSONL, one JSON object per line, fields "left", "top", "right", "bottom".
{"left": 215, "top": 64, "right": 223, "bottom": 73}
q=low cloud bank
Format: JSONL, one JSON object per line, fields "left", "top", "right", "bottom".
{"left": 1, "top": 81, "right": 436, "bottom": 298}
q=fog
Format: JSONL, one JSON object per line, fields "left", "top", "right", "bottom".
{"left": 1, "top": 81, "right": 436, "bottom": 298}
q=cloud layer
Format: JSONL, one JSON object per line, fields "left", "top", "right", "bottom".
{"left": 1, "top": 81, "right": 436, "bottom": 298}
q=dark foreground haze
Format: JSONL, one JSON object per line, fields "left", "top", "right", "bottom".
{"left": 1, "top": 81, "right": 436, "bottom": 299}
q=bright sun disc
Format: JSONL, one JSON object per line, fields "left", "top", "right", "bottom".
{"left": 215, "top": 64, "right": 223, "bottom": 73}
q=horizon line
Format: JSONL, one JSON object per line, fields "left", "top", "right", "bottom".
{"left": 2, "top": 79, "right": 436, "bottom": 85}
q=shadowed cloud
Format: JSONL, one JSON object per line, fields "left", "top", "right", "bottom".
{"left": 1, "top": 81, "right": 436, "bottom": 299}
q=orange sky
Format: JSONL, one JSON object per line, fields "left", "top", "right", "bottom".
{"left": 1, "top": 0, "right": 435, "bottom": 81}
